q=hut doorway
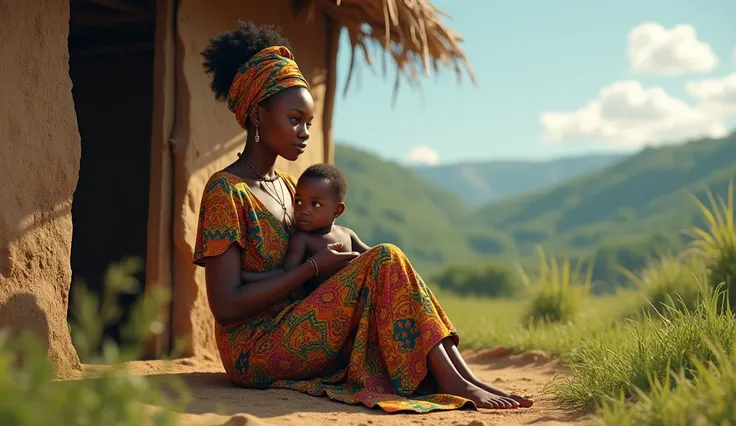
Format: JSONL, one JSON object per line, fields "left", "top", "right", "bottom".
{"left": 68, "top": 0, "right": 158, "bottom": 354}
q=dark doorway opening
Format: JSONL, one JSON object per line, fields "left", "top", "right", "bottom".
{"left": 68, "top": 0, "right": 156, "bottom": 355}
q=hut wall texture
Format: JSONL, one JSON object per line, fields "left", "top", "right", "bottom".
{"left": 171, "top": 0, "right": 331, "bottom": 359}
{"left": 0, "top": 0, "right": 82, "bottom": 377}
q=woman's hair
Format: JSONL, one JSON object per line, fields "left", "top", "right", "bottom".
{"left": 201, "top": 20, "right": 293, "bottom": 102}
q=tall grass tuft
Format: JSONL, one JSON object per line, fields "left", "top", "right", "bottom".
{"left": 519, "top": 246, "right": 592, "bottom": 325}
{"left": 621, "top": 254, "right": 704, "bottom": 318}
{"left": 599, "top": 338, "right": 736, "bottom": 426}
{"left": 551, "top": 281, "right": 736, "bottom": 409}
{"left": 0, "top": 257, "right": 190, "bottom": 426}
{"left": 686, "top": 180, "right": 736, "bottom": 311}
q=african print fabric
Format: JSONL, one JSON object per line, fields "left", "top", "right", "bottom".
{"left": 193, "top": 171, "right": 473, "bottom": 413}
{"left": 227, "top": 46, "right": 310, "bottom": 129}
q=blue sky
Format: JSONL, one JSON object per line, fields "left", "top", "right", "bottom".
{"left": 331, "top": 0, "right": 736, "bottom": 165}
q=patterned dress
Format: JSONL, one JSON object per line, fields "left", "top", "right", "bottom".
{"left": 193, "top": 171, "right": 473, "bottom": 413}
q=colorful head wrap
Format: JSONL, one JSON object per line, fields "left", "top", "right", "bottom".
{"left": 227, "top": 46, "right": 310, "bottom": 129}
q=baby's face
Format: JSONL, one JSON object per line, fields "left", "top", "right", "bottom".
{"left": 293, "top": 177, "right": 341, "bottom": 232}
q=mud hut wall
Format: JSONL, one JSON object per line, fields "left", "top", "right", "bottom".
{"left": 171, "top": 0, "right": 331, "bottom": 358}
{"left": 0, "top": 0, "right": 82, "bottom": 377}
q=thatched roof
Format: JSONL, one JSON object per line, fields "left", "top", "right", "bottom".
{"left": 297, "top": 0, "right": 476, "bottom": 98}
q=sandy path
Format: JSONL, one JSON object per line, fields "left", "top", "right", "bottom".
{"left": 79, "top": 349, "right": 594, "bottom": 426}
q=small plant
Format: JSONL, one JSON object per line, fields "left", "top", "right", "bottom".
{"left": 621, "top": 254, "right": 705, "bottom": 318}
{"left": 0, "top": 257, "right": 191, "bottom": 426}
{"left": 685, "top": 180, "right": 736, "bottom": 311}
{"left": 519, "top": 246, "right": 592, "bottom": 325}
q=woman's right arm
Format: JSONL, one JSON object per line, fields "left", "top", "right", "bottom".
{"left": 204, "top": 242, "right": 358, "bottom": 325}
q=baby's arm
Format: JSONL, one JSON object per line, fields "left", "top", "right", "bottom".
{"left": 283, "top": 232, "right": 308, "bottom": 271}
{"left": 347, "top": 228, "right": 372, "bottom": 254}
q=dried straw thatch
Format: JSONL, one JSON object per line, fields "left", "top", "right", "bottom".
{"left": 296, "top": 0, "right": 475, "bottom": 98}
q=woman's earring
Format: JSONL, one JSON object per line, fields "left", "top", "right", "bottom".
{"left": 254, "top": 126, "right": 260, "bottom": 143}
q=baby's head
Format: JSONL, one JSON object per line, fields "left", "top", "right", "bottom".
{"left": 294, "top": 163, "right": 348, "bottom": 232}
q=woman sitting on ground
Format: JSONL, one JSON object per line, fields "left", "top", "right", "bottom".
{"left": 193, "top": 20, "right": 533, "bottom": 413}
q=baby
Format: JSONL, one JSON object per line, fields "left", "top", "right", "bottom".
{"left": 242, "top": 163, "right": 371, "bottom": 292}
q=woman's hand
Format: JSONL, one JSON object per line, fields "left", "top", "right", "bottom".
{"left": 310, "top": 242, "right": 359, "bottom": 277}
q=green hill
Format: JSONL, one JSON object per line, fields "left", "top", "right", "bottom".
{"left": 412, "top": 153, "right": 626, "bottom": 205}
{"left": 469, "top": 132, "right": 736, "bottom": 257}
{"left": 334, "top": 144, "right": 514, "bottom": 274}
{"left": 333, "top": 133, "right": 736, "bottom": 288}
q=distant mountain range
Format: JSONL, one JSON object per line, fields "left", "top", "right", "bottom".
{"left": 468, "top": 133, "right": 736, "bottom": 257}
{"left": 334, "top": 132, "right": 736, "bottom": 279}
{"left": 411, "top": 153, "right": 627, "bottom": 205}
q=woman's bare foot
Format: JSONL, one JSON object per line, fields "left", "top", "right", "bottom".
{"left": 428, "top": 339, "right": 519, "bottom": 410}
{"left": 471, "top": 379, "right": 534, "bottom": 408}
{"left": 439, "top": 378, "right": 519, "bottom": 409}
{"left": 442, "top": 340, "right": 534, "bottom": 408}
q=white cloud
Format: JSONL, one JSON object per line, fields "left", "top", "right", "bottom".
{"left": 540, "top": 80, "right": 727, "bottom": 148}
{"left": 628, "top": 22, "right": 718, "bottom": 75}
{"left": 687, "top": 73, "right": 736, "bottom": 117}
{"left": 406, "top": 145, "right": 439, "bottom": 166}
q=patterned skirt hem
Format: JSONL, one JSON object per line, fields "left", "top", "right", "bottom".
{"left": 269, "top": 383, "right": 476, "bottom": 414}
{"left": 232, "top": 330, "right": 473, "bottom": 414}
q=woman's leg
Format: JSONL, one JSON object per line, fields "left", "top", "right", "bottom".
{"left": 442, "top": 340, "right": 534, "bottom": 407}
{"left": 370, "top": 244, "right": 529, "bottom": 409}
{"left": 428, "top": 337, "right": 519, "bottom": 409}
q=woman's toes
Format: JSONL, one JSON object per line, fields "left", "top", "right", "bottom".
{"left": 511, "top": 394, "right": 534, "bottom": 408}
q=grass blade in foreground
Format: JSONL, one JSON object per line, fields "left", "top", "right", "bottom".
{"left": 550, "top": 282, "right": 736, "bottom": 409}
{"left": 599, "top": 338, "right": 736, "bottom": 426}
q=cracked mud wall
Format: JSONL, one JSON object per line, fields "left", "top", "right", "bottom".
{"left": 0, "top": 0, "right": 82, "bottom": 377}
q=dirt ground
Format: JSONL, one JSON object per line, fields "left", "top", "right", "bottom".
{"left": 76, "top": 349, "right": 594, "bottom": 426}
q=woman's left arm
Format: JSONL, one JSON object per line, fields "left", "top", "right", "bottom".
{"left": 241, "top": 269, "right": 284, "bottom": 283}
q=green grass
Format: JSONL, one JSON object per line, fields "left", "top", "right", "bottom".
{"left": 434, "top": 179, "right": 736, "bottom": 425}
{"left": 599, "top": 339, "right": 736, "bottom": 425}
{"left": 519, "top": 247, "right": 592, "bottom": 325}
{"left": 623, "top": 253, "right": 705, "bottom": 317}
{"left": 686, "top": 180, "right": 736, "bottom": 310}
{"left": 436, "top": 271, "right": 736, "bottom": 424}
{"left": 551, "top": 282, "right": 736, "bottom": 408}
{"left": 435, "top": 288, "right": 638, "bottom": 356}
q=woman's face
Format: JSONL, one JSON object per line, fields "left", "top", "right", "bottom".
{"left": 257, "top": 87, "right": 315, "bottom": 161}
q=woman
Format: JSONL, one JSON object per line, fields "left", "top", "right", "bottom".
{"left": 194, "top": 21, "right": 533, "bottom": 413}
